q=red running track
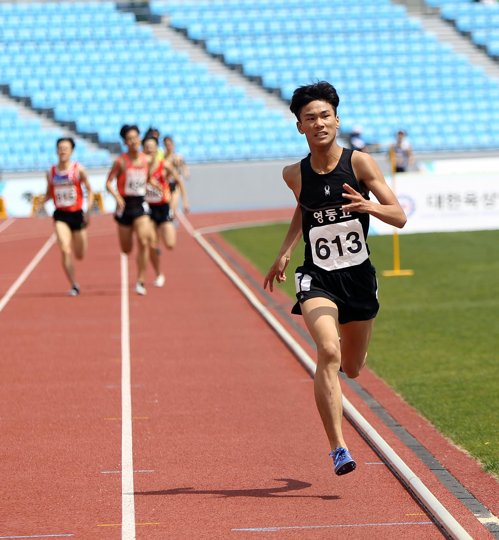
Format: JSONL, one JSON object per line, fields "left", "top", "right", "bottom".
{"left": 0, "top": 212, "right": 495, "bottom": 539}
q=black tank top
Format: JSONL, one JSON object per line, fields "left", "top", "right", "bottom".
{"left": 299, "top": 149, "right": 371, "bottom": 271}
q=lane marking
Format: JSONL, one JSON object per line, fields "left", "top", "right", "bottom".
{"left": 178, "top": 214, "right": 474, "bottom": 540}
{"left": 0, "top": 535, "right": 74, "bottom": 539}
{"left": 101, "top": 470, "right": 155, "bottom": 475}
{"left": 0, "top": 217, "right": 15, "bottom": 233}
{"left": 104, "top": 416, "right": 149, "bottom": 421}
{"left": 232, "top": 521, "right": 434, "bottom": 532}
{"left": 120, "top": 253, "right": 136, "bottom": 540}
{"left": 0, "top": 233, "right": 56, "bottom": 314}
{"left": 97, "top": 523, "right": 160, "bottom": 528}
{"left": 196, "top": 218, "right": 289, "bottom": 236}
{"left": 0, "top": 231, "right": 53, "bottom": 244}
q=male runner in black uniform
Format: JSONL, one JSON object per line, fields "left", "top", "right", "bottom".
{"left": 264, "top": 82, "right": 406, "bottom": 475}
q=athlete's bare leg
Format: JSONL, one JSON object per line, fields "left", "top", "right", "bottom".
{"left": 72, "top": 229, "right": 88, "bottom": 261}
{"left": 149, "top": 224, "right": 161, "bottom": 277}
{"left": 133, "top": 215, "right": 153, "bottom": 283}
{"left": 118, "top": 224, "right": 133, "bottom": 254}
{"left": 54, "top": 220, "right": 76, "bottom": 286}
{"left": 339, "top": 319, "right": 375, "bottom": 378}
{"left": 169, "top": 190, "right": 180, "bottom": 214}
{"left": 160, "top": 221, "right": 176, "bottom": 250}
{"left": 300, "top": 297, "right": 345, "bottom": 451}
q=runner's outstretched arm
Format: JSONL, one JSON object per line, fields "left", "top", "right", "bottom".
{"left": 264, "top": 204, "right": 302, "bottom": 292}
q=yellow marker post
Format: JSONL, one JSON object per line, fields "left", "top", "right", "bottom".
{"left": 31, "top": 194, "right": 48, "bottom": 217}
{"left": 89, "top": 191, "right": 105, "bottom": 214}
{"left": 0, "top": 196, "right": 7, "bottom": 219}
{"left": 382, "top": 165, "right": 414, "bottom": 277}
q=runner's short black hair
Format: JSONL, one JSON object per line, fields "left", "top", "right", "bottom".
{"left": 119, "top": 124, "right": 140, "bottom": 140}
{"left": 142, "top": 135, "right": 159, "bottom": 146}
{"left": 144, "top": 126, "right": 160, "bottom": 139}
{"left": 290, "top": 81, "right": 340, "bottom": 120}
{"left": 56, "top": 137, "right": 75, "bottom": 149}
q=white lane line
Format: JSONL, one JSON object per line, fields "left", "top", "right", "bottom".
{"left": 178, "top": 214, "right": 474, "bottom": 540}
{"left": 0, "top": 217, "right": 15, "bottom": 233}
{"left": 0, "top": 535, "right": 74, "bottom": 539}
{"left": 195, "top": 218, "right": 289, "bottom": 236}
{"left": 101, "top": 470, "right": 154, "bottom": 475}
{"left": 233, "top": 521, "right": 434, "bottom": 532}
{"left": 120, "top": 253, "right": 136, "bottom": 540}
{"left": 0, "top": 233, "right": 56, "bottom": 314}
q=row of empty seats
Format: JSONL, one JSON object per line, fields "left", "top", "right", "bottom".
{"left": 152, "top": 0, "right": 499, "bottom": 153}
{"left": 0, "top": 107, "right": 110, "bottom": 171}
{"left": 435, "top": 0, "right": 499, "bottom": 58}
{"left": 2, "top": 0, "right": 499, "bottom": 172}
{"left": 0, "top": 1, "right": 308, "bottom": 171}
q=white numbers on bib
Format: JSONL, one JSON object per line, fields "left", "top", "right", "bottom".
{"left": 125, "top": 169, "right": 147, "bottom": 196}
{"left": 309, "top": 219, "right": 368, "bottom": 271}
{"left": 54, "top": 185, "right": 77, "bottom": 208}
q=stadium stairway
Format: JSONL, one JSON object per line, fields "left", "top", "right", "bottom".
{"left": 142, "top": 18, "right": 292, "bottom": 117}
{"left": 400, "top": 1, "right": 499, "bottom": 79}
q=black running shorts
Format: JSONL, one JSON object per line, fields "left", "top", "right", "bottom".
{"left": 114, "top": 197, "right": 149, "bottom": 227}
{"left": 149, "top": 203, "right": 173, "bottom": 225}
{"left": 292, "top": 259, "right": 379, "bottom": 324}
{"left": 53, "top": 209, "right": 86, "bottom": 231}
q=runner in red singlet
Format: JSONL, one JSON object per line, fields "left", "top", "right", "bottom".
{"left": 163, "top": 135, "right": 189, "bottom": 218}
{"left": 43, "top": 137, "right": 94, "bottom": 296}
{"left": 105, "top": 124, "right": 156, "bottom": 296}
{"left": 143, "top": 136, "right": 189, "bottom": 286}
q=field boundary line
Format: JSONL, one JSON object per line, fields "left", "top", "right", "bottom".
{"left": 177, "top": 212, "right": 473, "bottom": 540}
{"left": 0, "top": 233, "right": 55, "bottom": 314}
{"left": 120, "top": 253, "right": 136, "bottom": 540}
{"left": 0, "top": 217, "right": 15, "bottom": 234}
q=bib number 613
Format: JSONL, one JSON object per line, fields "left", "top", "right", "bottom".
{"left": 309, "top": 219, "right": 368, "bottom": 271}
{"left": 315, "top": 231, "right": 362, "bottom": 259}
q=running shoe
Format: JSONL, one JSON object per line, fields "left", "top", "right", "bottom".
{"left": 330, "top": 447, "right": 356, "bottom": 476}
{"left": 135, "top": 281, "right": 147, "bottom": 296}
{"left": 153, "top": 274, "right": 165, "bottom": 287}
{"left": 68, "top": 284, "right": 80, "bottom": 297}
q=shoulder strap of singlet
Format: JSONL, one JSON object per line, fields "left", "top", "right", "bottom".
{"left": 71, "top": 162, "right": 80, "bottom": 181}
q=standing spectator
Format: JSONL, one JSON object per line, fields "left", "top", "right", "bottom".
{"left": 348, "top": 126, "right": 367, "bottom": 152}
{"left": 388, "top": 130, "right": 414, "bottom": 173}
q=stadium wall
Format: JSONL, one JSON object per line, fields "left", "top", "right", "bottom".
{"left": 1, "top": 157, "right": 498, "bottom": 234}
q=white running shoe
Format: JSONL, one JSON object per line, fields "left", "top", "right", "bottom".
{"left": 68, "top": 284, "right": 80, "bottom": 297}
{"left": 153, "top": 274, "right": 165, "bottom": 287}
{"left": 135, "top": 281, "right": 147, "bottom": 296}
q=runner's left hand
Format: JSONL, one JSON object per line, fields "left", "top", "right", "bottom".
{"left": 341, "top": 183, "right": 372, "bottom": 213}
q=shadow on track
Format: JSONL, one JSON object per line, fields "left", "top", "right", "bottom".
{"left": 135, "top": 478, "right": 339, "bottom": 500}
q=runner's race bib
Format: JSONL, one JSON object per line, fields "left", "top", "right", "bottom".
{"left": 145, "top": 183, "right": 163, "bottom": 204}
{"left": 124, "top": 169, "right": 147, "bottom": 196}
{"left": 54, "top": 185, "right": 77, "bottom": 208}
{"left": 309, "top": 219, "right": 369, "bottom": 271}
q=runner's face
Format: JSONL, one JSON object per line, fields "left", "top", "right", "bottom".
{"left": 164, "top": 139, "right": 174, "bottom": 153}
{"left": 143, "top": 139, "right": 157, "bottom": 156}
{"left": 57, "top": 141, "right": 73, "bottom": 161}
{"left": 297, "top": 100, "right": 339, "bottom": 147}
{"left": 125, "top": 130, "right": 141, "bottom": 152}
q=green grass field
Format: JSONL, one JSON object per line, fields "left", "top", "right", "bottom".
{"left": 221, "top": 226, "right": 499, "bottom": 477}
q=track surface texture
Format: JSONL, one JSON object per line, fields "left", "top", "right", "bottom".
{"left": 0, "top": 211, "right": 496, "bottom": 540}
